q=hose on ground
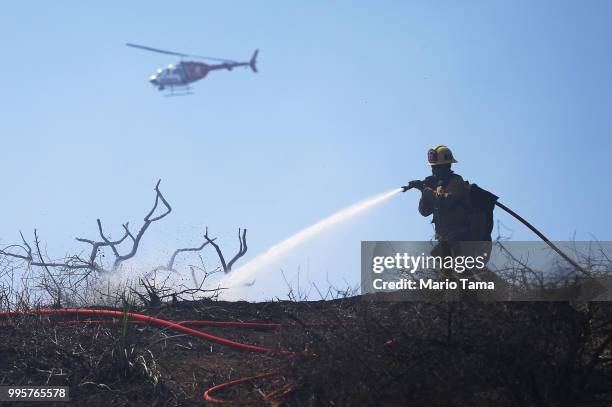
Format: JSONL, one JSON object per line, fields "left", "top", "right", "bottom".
{"left": 0, "top": 308, "right": 294, "bottom": 405}
{"left": 203, "top": 372, "right": 294, "bottom": 406}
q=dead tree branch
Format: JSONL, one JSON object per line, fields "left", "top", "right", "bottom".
{"left": 203, "top": 227, "right": 248, "bottom": 273}
{"left": 150, "top": 238, "right": 216, "bottom": 275}
{"left": 106, "top": 180, "right": 172, "bottom": 271}
{"left": 0, "top": 180, "right": 171, "bottom": 274}
{"left": 0, "top": 179, "right": 250, "bottom": 307}
{"left": 0, "top": 231, "right": 93, "bottom": 271}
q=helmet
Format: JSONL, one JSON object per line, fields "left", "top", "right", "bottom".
{"left": 427, "top": 145, "right": 458, "bottom": 166}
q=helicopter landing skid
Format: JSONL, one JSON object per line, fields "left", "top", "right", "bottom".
{"left": 164, "top": 85, "right": 194, "bottom": 97}
{"left": 164, "top": 91, "right": 194, "bottom": 97}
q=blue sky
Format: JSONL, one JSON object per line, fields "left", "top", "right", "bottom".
{"left": 1, "top": 1, "right": 611, "bottom": 297}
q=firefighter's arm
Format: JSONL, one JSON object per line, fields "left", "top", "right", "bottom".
{"left": 418, "top": 187, "right": 435, "bottom": 216}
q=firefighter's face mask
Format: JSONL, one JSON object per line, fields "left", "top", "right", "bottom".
{"left": 432, "top": 164, "right": 452, "bottom": 178}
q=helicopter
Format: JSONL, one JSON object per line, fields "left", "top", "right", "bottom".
{"left": 126, "top": 43, "right": 258, "bottom": 95}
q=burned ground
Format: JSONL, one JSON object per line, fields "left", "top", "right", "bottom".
{"left": 0, "top": 298, "right": 611, "bottom": 406}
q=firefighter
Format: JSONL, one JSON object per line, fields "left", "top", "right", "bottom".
{"left": 403, "top": 146, "right": 512, "bottom": 297}
{"left": 404, "top": 145, "right": 472, "bottom": 242}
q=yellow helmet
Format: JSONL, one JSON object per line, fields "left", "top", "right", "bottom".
{"left": 427, "top": 145, "right": 458, "bottom": 166}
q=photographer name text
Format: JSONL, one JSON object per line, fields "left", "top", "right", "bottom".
{"left": 372, "top": 278, "right": 494, "bottom": 291}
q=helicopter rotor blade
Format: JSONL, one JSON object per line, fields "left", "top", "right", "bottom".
{"left": 126, "top": 43, "right": 237, "bottom": 63}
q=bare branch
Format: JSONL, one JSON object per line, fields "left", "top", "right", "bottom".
{"left": 0, "top": 180, "right": 172, "bottom": 275}
{"left": 72, "top": 180, "right": 172, "bottom": 272}
{"left": 149, "top": 238, "right": 216, "bottom": 275}
{"left": 75, "top": 219, "right": 129, "bottom": 265}
{"left": 227, "top": 228, "right": 248, "bottom": 271}
{"left": 0, "top": 179, "right": 249, "bottom": 308}
{"left": 1, "top": 231, "right": 94, "bottom": 271}
{"left": 110, "top": 180, "right": 172, "bottom": 271}
{"left": 33, "top": 230, "right": 62, "bottom": 307}
{"left": 204, "top": 227, "right": 248, "bottom": 273}
{"left": 167, "top": 239, "right": 215, "bottom": 270}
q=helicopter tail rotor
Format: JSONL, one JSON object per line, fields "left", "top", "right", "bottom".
{"left": 249, "top": 49, "right": 259, "bottom": 73}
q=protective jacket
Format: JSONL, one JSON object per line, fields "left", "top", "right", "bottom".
{"left": 418, "top": 172, "right": 471, "bottom": 241}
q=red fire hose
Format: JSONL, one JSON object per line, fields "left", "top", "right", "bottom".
{"left": 1, "top": 307, "right": 610, "bottom": 406}
{"left": 0, "top": 309, "right": 295, "bottom": 405}
{"left": 203, "top": 372, "right": 294, "bottom": 406}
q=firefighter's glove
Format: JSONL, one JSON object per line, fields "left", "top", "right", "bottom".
{"left": 407, "top": 180, "right": 425, "bottom": 191}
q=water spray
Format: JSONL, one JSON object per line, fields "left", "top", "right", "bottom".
{"left": 221, "top": 188, "right": 403, "bottom": 290}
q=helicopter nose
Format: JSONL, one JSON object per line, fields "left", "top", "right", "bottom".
{"left": 149, "top": 75, "right": 158, "bottom": 85}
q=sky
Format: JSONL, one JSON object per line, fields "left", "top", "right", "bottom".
{"left": 1, "top": 1, "right": 611, "bottom": 299}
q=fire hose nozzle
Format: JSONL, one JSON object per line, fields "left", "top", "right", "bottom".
{"left": 402, "top": 180, "right": 424, "bottom": 192}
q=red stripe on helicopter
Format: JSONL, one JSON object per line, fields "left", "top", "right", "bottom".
{"left": 182, "top": 61, "right": 209, "bottom": 82}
